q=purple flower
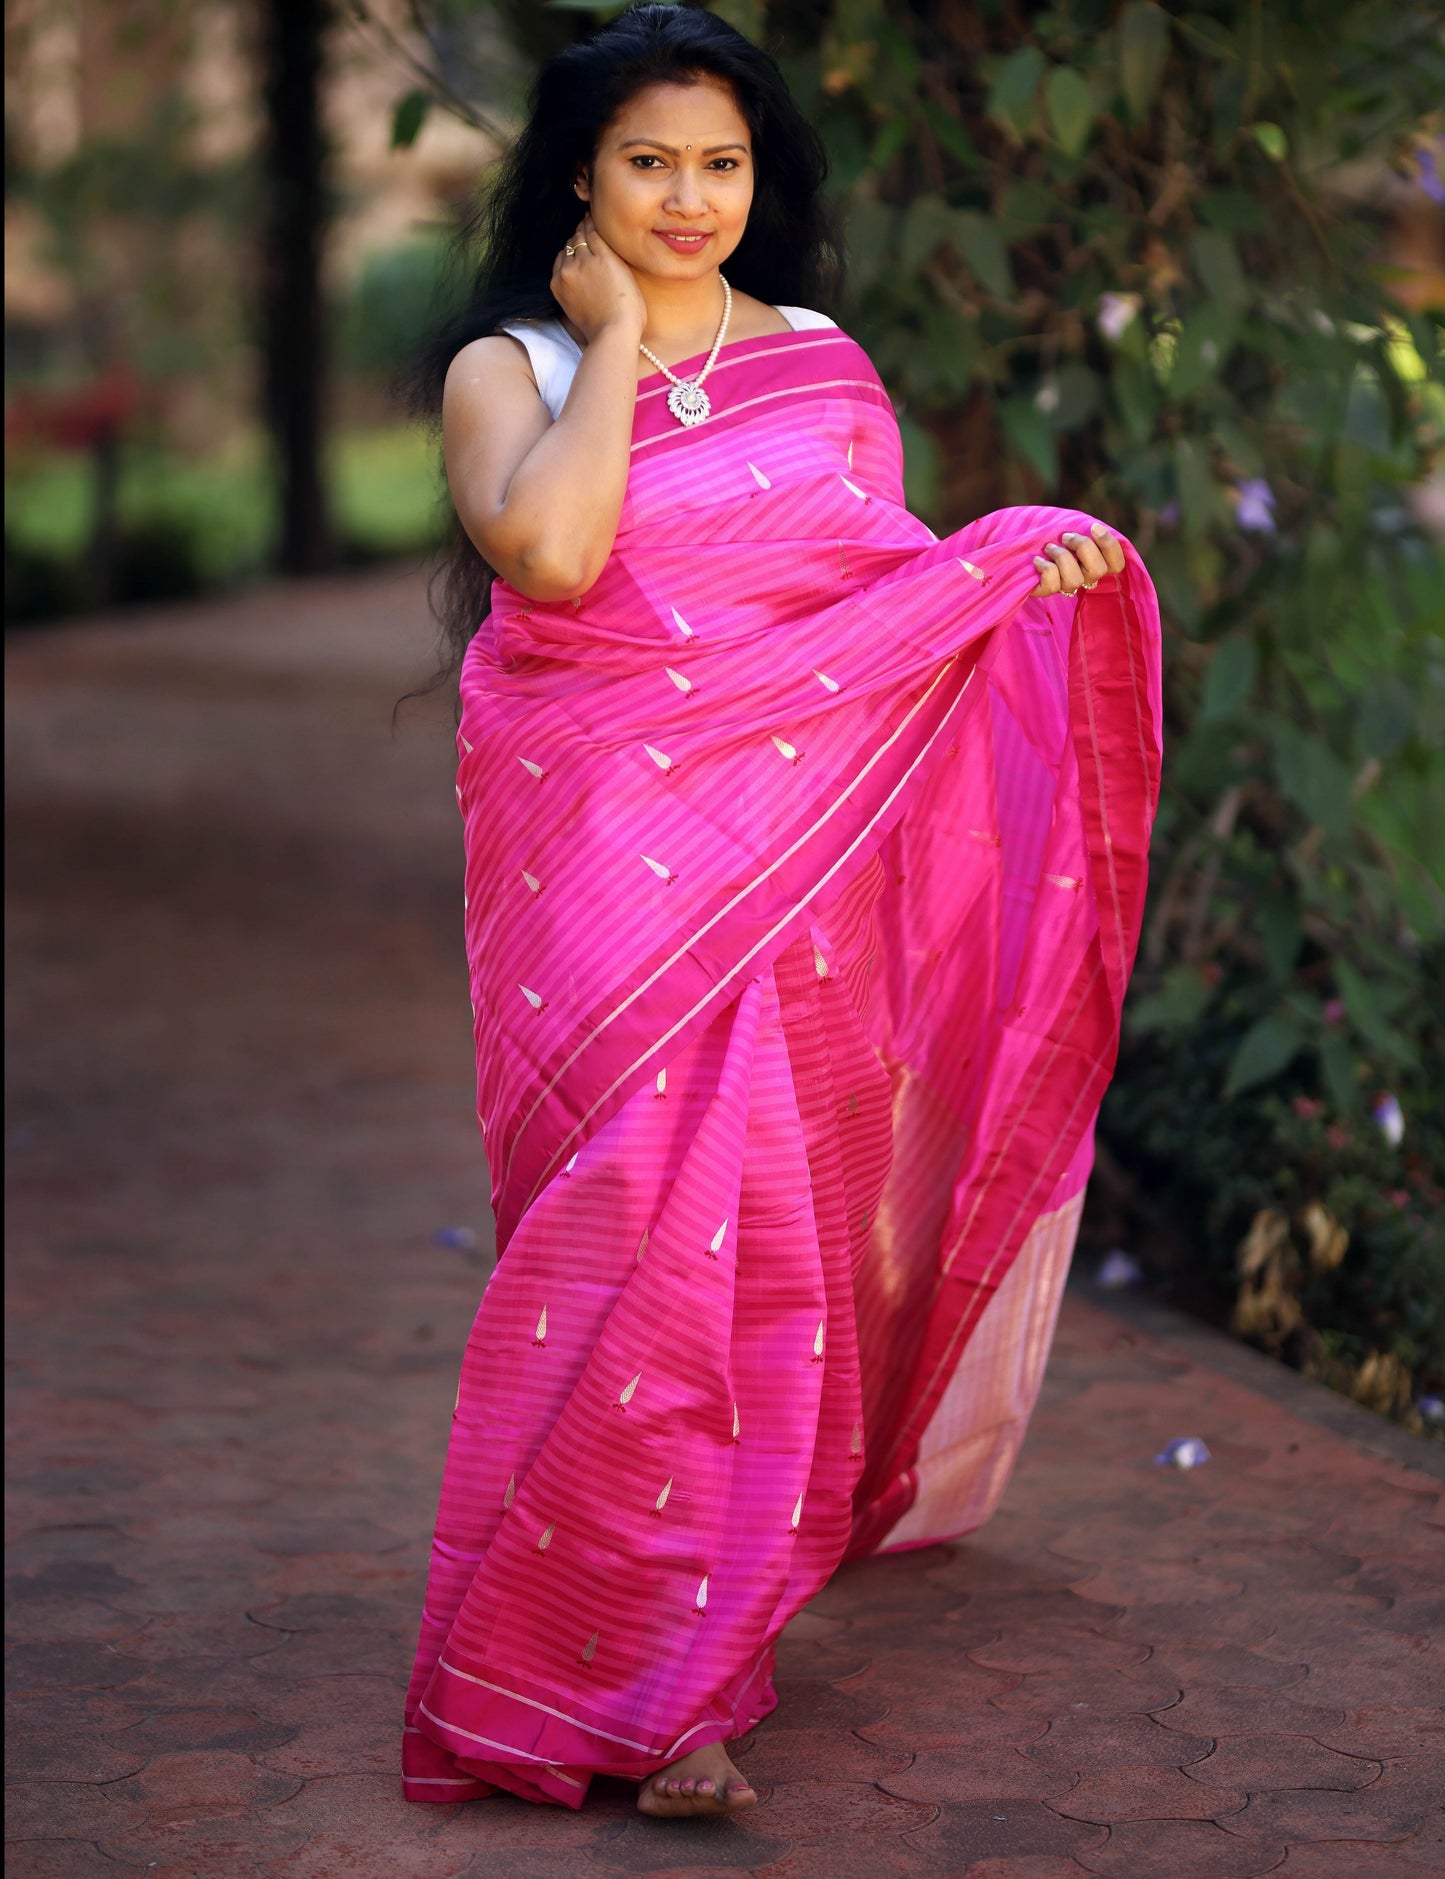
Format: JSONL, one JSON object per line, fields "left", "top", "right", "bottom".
{"left": 1154, "top": 1436, "right": 1211, "bottom": 1470}
{"left": 1417, "top": 146, "right": 1445, "bottom": 207}
{"left": 1372, "top": 1092, "right": 1405, "bottom": 1148}
{"left": 1234, "top": 479, "right": 1277, "bottom": 533}
{"left": 1095, "top": 1249, "right": 1143, "bottom": 1289}
{"left": 1097, "top": 292, "right": 1142, "bottom": 343}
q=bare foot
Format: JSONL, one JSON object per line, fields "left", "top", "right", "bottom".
{"left": 636, "top": 1740, "right": 757, "bottom": 1817}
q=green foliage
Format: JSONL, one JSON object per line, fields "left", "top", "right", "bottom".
{"left": 336, "top": 235, "right": 470, "bottom": 384}
{"left": 737, "top": 0, "right": 1445, "bottom": 1404}
{"left": 3, "top": 428, "right": 447, "bottom": 623}
{"left": 1101, "top": 951, "right": 1445, "bottom": 1406}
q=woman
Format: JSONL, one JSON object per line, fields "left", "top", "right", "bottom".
{"left": 403, "top": 4, "right": 1160, "bottom": 1821}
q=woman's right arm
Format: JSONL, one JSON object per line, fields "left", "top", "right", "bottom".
{"left": 442, "top": 213, "right": 646, "bottom": 604}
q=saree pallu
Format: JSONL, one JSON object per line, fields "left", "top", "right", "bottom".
{"left": 403, "top": 325, "right": 1163, "bottom": 1808}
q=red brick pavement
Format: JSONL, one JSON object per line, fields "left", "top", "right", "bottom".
{"left": 6, "top": 572, "right": 1443, "bottom": 1878}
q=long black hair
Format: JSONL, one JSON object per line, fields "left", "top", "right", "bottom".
{"left": 411, "top": 3, "right": 843, "bottom": 689}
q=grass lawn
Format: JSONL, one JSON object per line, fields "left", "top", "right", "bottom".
{"left": 5, "top": 423, "right": 448, "bottom": 597}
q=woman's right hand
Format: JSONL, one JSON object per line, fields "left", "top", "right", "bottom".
{"left": 550, "top": 212, "right": 646, "bottom": 345}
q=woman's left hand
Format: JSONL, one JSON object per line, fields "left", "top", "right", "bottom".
{"left": 1029, "top": 522, "right": 1126, "bottom": 598}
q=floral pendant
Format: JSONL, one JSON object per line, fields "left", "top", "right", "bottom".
{"left": 667, "top": 379, "right": 712, "bottom": 426}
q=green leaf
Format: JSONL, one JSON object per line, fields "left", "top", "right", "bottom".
{"left": 897, "top": 412, "right": 940, "bottom": 516}
{"left": 1250, "top": 121, "right": 1288, "bottom": 161}
{"left": 1038, "top": 360, "right": 1100, "bottom": 431}
{"left": 1256, "top": 895, "right": 1302, "bottom": 980}
{"left": 1270, "top": 723, "right": 1353, "bottom": 839}
{"left": 987, "top": 46, "right": 1046, "bottom": 136}
{"left": 1190, "top": 229, "right": 1246, "bottom": 316}
{"left": 900, "top": 193, "right": 952, "bottom": 274}
{"left": 1199, "top": 636, "right": 1256, "bottom": 723}
{"left": 951, "top": 210, "right": 1014, "bottom": 299}
{"left": 1171, "top": 303, "right": 1237, "bottom": 398}
{"left": 1045, "top": 67, "right": 1096, "bottom": 158}
{"left": 1334, "top": 959, "right": 1416, "bottom": 1066}
{"left": 846, "top": 199, "right": 898, "bottom": 289}
{"left": 1000, "top": 396, "right": 1058, "bottom": 487}
{"left": 1357, "top": 677, "right": 1413, "bottom": 761}
{"left": 1119, "top": 2, "right": 1170, "bottom": 120}
{"left": 1128, "top": 963, "right": 1214, "bottom": 1036}
{"left": 919, "top": 99, "right": 977, "bottom": 167}
{"left": 1111, "top": 355, "right": 1156, "bottom": 443}
{"left": 1173, "top": 436, "right": 1218, "bottom": 535}
{"left": 1318, "top": 1035, "right": 1361, "bottom": 1115}
{"left": 390, "top": 90, "right": 431, "bottom": 150}
{"left": 1224, "top": 1013, "right": 1303, "bottom": 1098}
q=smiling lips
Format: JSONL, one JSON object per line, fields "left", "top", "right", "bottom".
{"left": 655, "top": 230, "right": 712, "bottom": 252}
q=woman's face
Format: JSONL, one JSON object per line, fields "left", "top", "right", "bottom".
{"left": 576, "top": 77, "right": 754, "bottom": 279}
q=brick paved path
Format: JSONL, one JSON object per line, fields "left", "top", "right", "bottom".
{"left": 6, "top": 573, "right": 1443, "bottom": 1879}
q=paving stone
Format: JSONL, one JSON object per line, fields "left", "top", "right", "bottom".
{"left": 955, "top": 1861, "right": 1094, "bottom": 1879}
{"left": 3, "top": 1726, "right": 147, "bottom": 1784}
{"left": 1072, "top": 1560, "right": 1247, "bottom": 1607}
{"left": 900, "top": 1799, "right": 1107, "bottom": 1866}
{"left": 1393, "top": 1808, "right": 1445, "bottom": 1871}
{"left": 1228, "top": 1787, "right": 1427, "bottom": 1847}
{"left": 104, "top": 1706, "right": 298, "bottom": 1755}
{"left": 752, "top": 1846, "right": 932, "bottom": 1879}
{"left": 993, "top": 1667, "right": 1182, "bottom": 1718}
{"left": 722, "top": 1726, "right": 909, "bottom": 1787}
{"left": 1023, "top": 1712, "right": 1215, "bottom": 1775}
{"left": 1154, "top": 1686, "right": 1347, "bottom": 1740}
{"left": 1050, "top": 1759, "right": 1246, "bottom": 1823}
{"left": 1273, "top": 1844, "right": 1444, "bottom": 1877}
{"left": 1314, "top": 1705, "right": 1445, "bottom": 1761}
{"left": 3, "top": 1780, "right": 152, "bottom": 1845}
{"left": 107, "top": 1750, "right": 303, "bottom": 1816}
{"left": 1182, "top": 1734, "right": 1379, "bottom": 1793}
{"left": 761, "top": 1679, "right": 891, "bottom": 1733}
{"left": 857, "top": 1705, "right": 1048, "bottom": 1757}
{"left": 3, "top": 1840, "right": 149, "bottom": 1877}
{"left": 1133, "top": 1646, "right": 1307, "bottom": 1693}
{"left": 879, "top": 1744, "right": 1077, "bottom": 1806}
{"left": 4, "top": 1642, "right": 150, "bottom": 1696}
{"left": 966, "top": 1634, "right": 1150, "bottom": 1677}
{"left": 1099, "top": 1601, "right": 1277, "bottom": 1649}
{"left": 1294, "top": 1645, "right": 1439, "bottom": 1714}
{"left": 585, "top": 1807, "right": 790, "bottom": 1871}
{"left": 4, "top": 1599, "right": 144, "bottom": 1645}
{"left": 862, "top": 1649, "right": 1019, "bottom": 1710}
{"left": 1074, "top": 1818, "right": 1285, "bottom": 1877}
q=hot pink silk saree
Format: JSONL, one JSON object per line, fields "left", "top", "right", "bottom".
{"left": 403, "top": 323, "right": 1162, "bottom": 1808}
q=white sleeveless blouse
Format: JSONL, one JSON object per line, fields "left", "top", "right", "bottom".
{"left": 499, "top": 306, "right": 838, "bottom": 421}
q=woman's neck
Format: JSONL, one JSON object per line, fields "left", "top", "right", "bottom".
{"left": 634, "top": 270, "right": 729, "bottom": 355}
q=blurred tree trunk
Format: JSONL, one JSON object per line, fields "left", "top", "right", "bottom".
{"left": 259, "top": 0, "right": 335, "bottom": 575}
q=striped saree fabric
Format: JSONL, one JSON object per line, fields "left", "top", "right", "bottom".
{"left": 403, "top": 324, "right": 1163, "bottom": 1807}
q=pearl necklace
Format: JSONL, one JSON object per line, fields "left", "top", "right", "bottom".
{"left": 638, "top": 275, "right": 733, "bottom": 427}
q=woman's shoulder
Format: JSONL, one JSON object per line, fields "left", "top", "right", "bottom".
{"left": 774, "top": 305, "right": 839, "bottom": 332}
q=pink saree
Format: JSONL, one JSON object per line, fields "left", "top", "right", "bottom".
{"left": 403, "top": 323, "right": 1162, "bottom": 1808}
